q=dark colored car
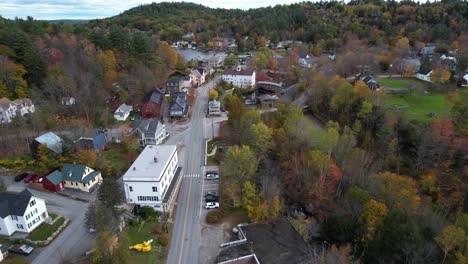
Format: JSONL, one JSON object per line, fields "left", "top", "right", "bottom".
{"left": 205, "top": 191, "right": 218, "bottom": 197}
{"left": 23, "top": 174, "right": 38, "bottom": 183}
{"left": 8, "top": 244, "right": 34, "bottom": 255}
{"left": 205, "top": 194, "right": 219, "bottom": 203}
{"left": 14, "top": 173, "right": 29, "bottom": 182}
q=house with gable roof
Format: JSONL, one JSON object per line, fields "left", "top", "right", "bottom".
{"left": 0, "top": 189, "right": 48, "bottom": 236}
{"left": 190, "top": 68, "right": 207, "bottom": 87}
{"left": 0, "top": 97, "right": 35, "bottom": 124}
{"left": 169, "top": 92, "right": 189, "bottom": 119}
{"left": 47, "top": 163, "right": 102, "bottom": 193}
{"left": 31, "top": 132, "right": 64, "bottom": 158}
{"left": 133, "top": 119, "right": 168, "bottom": 146}
{"left": 142, "top": 88, "right": 165, "bottom": 119}
{"left": 114, "top": 103, "right": 133, "bottom": 121}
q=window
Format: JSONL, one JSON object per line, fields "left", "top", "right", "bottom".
{"left": 16, "top": 224, "right": 24, "bottom": 229}
{"left": 30, "top": 200, "right": 36, "bottom": 207}
{"left": 34, "top": 208, "right": 38, "bottom": 214}
{"left": 152, "top": 186, "right": 157, "bottom": 192}
{"left": 129, "top": 186, "right": 133, "bottom": 192}
{"left": 12, "top": 215, "right": 18, "bottom": 221}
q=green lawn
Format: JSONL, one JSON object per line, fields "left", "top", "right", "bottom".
{"left": 126, "top": 221, "right": 166, "bottom": 264}
{"left": 387, "top": 91, "right": 452, "bottom": 122}
{"left": 276, "top": 50, "right": 287, "bottom": 57}
{"left": 377, "top": 78, "right": 409, "bottom": 89}
{"left": 48, "top": 213, "right": 58, "bottom": 220}
{"left": 26, "top": 217, "right": 65, "bottom": 241}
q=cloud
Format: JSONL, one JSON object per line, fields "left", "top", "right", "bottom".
{"left": 0, "top": 0, "right": 303, "bottom": 20}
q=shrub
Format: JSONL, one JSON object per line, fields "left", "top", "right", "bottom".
{"left": 158, "top": 235, "right": 169, "bottom": 247}
{"left": 138, "top": 206, "right": 159, "bottom": 220}
{"left": 206, "top": 209, "right": 224, "bottom": 224}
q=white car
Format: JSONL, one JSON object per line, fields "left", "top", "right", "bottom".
{"left": 205, "top": 202, "right": 219, "bottom": 209}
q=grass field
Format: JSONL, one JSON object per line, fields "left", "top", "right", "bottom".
{"left": 377, "top": 78, "right": 410, "bottom": 89}
{"left": 26, "top": 217, "right": 65, "bottom": 241}
{"left": 387, "top": 91, "right": 453, "bottom": 122}
{"left": 276, "top": 50, "right": 287, "bottom": 57}
{"left": 127, "top": 221, "right": 166, "bottom": 264}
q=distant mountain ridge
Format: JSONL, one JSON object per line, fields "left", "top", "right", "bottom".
{"left": 47, "top": 19, "right": 89, "bottom": 24}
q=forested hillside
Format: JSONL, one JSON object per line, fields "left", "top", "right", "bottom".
{"left": 91, "top": 1, "right": 467, "bottom": 51}
{"left": 0, "top": 15, "right": 181, "bottom": 129}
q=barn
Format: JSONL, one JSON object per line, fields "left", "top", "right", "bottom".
{"left": 142, "top": 88, "right": 164, "bottom": 119}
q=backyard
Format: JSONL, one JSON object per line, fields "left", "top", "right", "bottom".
{"left": 97, "top": 142, "right": 139, "bottom": 176}
{"left": 377, "top": 78, "right": 410, "bottom": 89}
{"left": 126, "top": 220, "right": 168, "bottom": 264}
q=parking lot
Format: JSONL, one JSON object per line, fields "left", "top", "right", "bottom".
{"left": 200, "top": 166, "right": 220, "bottom": 212}
{"left": 1, "top": 175, "right": 96, "bottom": 264}
{"left": 198, "top": 165, "right": 226, "bottom": 264}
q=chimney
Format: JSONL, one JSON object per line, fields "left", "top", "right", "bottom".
{"left": 154, "top": 157, "right": 158, "bottom": 163}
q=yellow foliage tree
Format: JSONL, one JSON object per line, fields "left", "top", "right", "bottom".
{"left": 435, "top": 225, "right": 465, "bottom": 264}
{"left": 208, "top": 88, "right": 219, "bottom": 100}
{"left": 242, "top": 181, "right": 268, "bottom": 222}
{"left": 360, "top": 199, "right": 389, "bottom": 240}
{"left": 377, "top": 172, "right": 421, "bottom": 212}
{"left": 352, "top": 80, "right": 371, "bottom": 99}
{"left": 431, "top": 68, "right": 451, "bottom": 84}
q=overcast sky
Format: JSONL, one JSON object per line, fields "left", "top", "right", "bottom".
{"left": 0, "top": 0, "right": 304, "bottom": 20}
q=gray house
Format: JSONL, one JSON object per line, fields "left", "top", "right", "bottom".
{"left": 165, "top": 77, "right": 184, "bottom": 95}
{"left": 169, "top": 92, "right": 189, "bottom": 119}
{"left": 133, "top": 119, "right": 168, "bottom": 146}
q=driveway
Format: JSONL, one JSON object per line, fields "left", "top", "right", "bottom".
{"left": 4, "top": 177, "right": 95, "bottom": 264}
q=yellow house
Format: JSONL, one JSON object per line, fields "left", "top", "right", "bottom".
{"left": 61, "top": 163, "right": 102, "bottom": 192}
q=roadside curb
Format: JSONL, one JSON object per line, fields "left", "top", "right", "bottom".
{"left": 23, "top": 217, "right": 70, "bottom": 247}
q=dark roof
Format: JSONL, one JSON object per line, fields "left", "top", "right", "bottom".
{"left": 418, "top": 67, "right": 432, "bottom": 75}
{"left": 169, "top": 96, "right": 189, "bottom": 116}
{"left": 223, "top": 69, "right": 255, "bottom": 76}
{"left": 134, "top": 119, "right": 160, "bottom": 134}
{"left": 62, "top": 163, "right": 100, "bottom": 184}
{"left": 145, "top": 88, "right": 164, "bottom": 104}
{"left": 218, "top": 218, "right": 312, "bottom": 264}
{"left": 166, "top": 76, "right": 182, "bottom": 83}
{"left": 46, "top": 170, "right": 64, "bottom": 185}
{"left": 0, "top": 189, "right": 34, "bottom": 218}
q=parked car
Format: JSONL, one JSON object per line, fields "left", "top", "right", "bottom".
{"left": 205, "top": 202, "right": 219, "bottom": 209}
{"left": 205, "top": 171, "right": 219, "bottom": 180}
{"left": 205, "top": 194, "right": 219, "bottom": 203}
{"left": 14, "top": 173, "right": 28, "bottom": 182}
{"left": 8, "top": 244, "right": 34, "bottom": 255}
{"left": 205, "top": 191, "right": 218, "bottom": 197}
{"left": 23, "top": 174, "right": 38, "bottom": 183}
{"left": 32, "top": 176, "right": 44, "bottom": 184}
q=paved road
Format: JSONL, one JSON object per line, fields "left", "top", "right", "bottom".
{"left": 5, "top": 180, "right": 95, "bottom": 264}
{"left": 167, "top": 76, "right": 220, "bottom": 264}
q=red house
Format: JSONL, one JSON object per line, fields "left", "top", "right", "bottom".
{"left": 42, "top": 170, "right": 64, "bottom": 192}
{"left": 142, "top": 88, "right": 164, "bottom": 119}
